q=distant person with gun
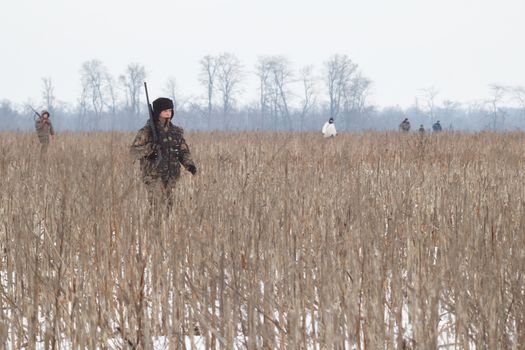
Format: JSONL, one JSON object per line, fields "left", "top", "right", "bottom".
{"left": 34, "top": 109, "right": 55, "bottom": 156}
{"left": 130, "top": 83, "right": 197, "bottom": 211}
{"left": 399, "top": 118, "right": 411, "bottom": 132}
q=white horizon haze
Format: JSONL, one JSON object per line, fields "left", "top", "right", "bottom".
{"left": 1, "top": 0, "right": 524, "bottom": 110}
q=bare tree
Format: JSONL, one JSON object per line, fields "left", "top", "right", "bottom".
{"left": 299, "top": 65, "right": 317, "bottom": 128}
{"left": 510, "top": 85, "right": 525, "bottom": 118}
{"left": 119, "top": 63, "right": 146, "bottom": 115}
{"left": 77, "top": 84, "right": 89, "bottom": 129}
{"left": 324, "top": 55, "right": 373, "bottom": 129}
{"left": 80, "top": 59, "right": 112, "bottom": 117}
{"left": 269, "top": 56, "right": 293, "bottom": 122}
{"left": 255, "top": 56, "right": 293, "bottom": 129}
{"left": 216, "top": 53, "right": 243, "bottom": 117}
{"left": 107, "top": 75, "right": 118, "bottom": 117}
{"left": 419, "top": 87, "right": 439, "bottom": 124}
{"left": 325, "top": 54, "right": 357, "bottom": 121}
{"left": 344, "top": 72, "right": 372, "bottom": 117}
{"left": 487, "top": 84, "right": 508, "bottom": 130}
{"left": 440, "top": 100, "right": 461, "bottom": 128}
{"left": 164, "top": 77, "right": 178, "bottom": 113}
{"left": 442, "top": 100, "right": 460, "bottom": 115}
{"left": 199, "top": 55, "right": 219, "bottom": 118}
{"left": 41, "top": 77, "right": 56, "bottom": 114}
{"left": 256, "top": 56, "right": 273, "bottom": 128}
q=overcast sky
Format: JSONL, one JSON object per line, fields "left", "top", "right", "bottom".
{"left": 1, "top": 0, "right": 524, "bottom": 109}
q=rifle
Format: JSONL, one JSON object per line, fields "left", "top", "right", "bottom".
{"left": 28, "top": 106, "right": 42, "bottom": 120}
{"left": 144, "top": 82, "right": 162, "bottom": 163}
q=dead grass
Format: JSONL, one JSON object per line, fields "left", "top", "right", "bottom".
{"left": 1, "top": 130, "right": 524, "bottom": 349}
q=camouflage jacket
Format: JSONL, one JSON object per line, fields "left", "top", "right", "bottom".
{"left": 399, "top": 121, "right": 411, "bottom": 132}
{"left": 35, "top": 117, "right": 55, "bottom": 142}
{"left": 130, "top": 120, "right": 195, "bottom": 183}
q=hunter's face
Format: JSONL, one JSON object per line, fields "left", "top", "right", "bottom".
{"left": 159, "top": 109, "right": 172, "bottom": 119}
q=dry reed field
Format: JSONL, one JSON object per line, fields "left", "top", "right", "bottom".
{"left": 1, "top": 130, "right": 525, "bottom": 349}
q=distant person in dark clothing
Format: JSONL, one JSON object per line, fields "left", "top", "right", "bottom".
{"left": 399, "top": 118, "right": 411, "bottom": 132}
{"left": 432, "top": 120, "right": 442, "bottom": 132}
{"left": 35, "top": 110, "right": 55, "bottom": 156}
{"left": 130, "top": 97, "right": 197, "bottom": 211}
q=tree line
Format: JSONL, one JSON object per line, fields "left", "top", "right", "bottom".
{"left": 1, "top": 54, "right": 524, "bottom": 132}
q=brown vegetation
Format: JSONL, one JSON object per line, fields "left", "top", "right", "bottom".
{"left": 1, "top": 131, "right": 524, "bottom": 349}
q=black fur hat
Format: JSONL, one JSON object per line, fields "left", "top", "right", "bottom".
{"left": 152, "top": 98, "right": 174, "bottom": 118}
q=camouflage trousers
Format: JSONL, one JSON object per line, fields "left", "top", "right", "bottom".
{"left": 144, "top": 178, "right": 178, "bottom": 213}
{"left": 39, "top": 140, "right": 49, "bottom": 157}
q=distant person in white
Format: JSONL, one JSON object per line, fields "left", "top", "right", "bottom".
{"left": 322, "top": 118, "right": 337, "bottom": 138}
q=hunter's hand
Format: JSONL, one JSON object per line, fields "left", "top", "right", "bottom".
{"left": 188, "top": 164, "right": 197, "bottom": 175}
{"left": 146, "top": 144, "right": 161, "bottom": 161}
{"left": 146, "top": 152, "right": 158, "bottom": 161}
